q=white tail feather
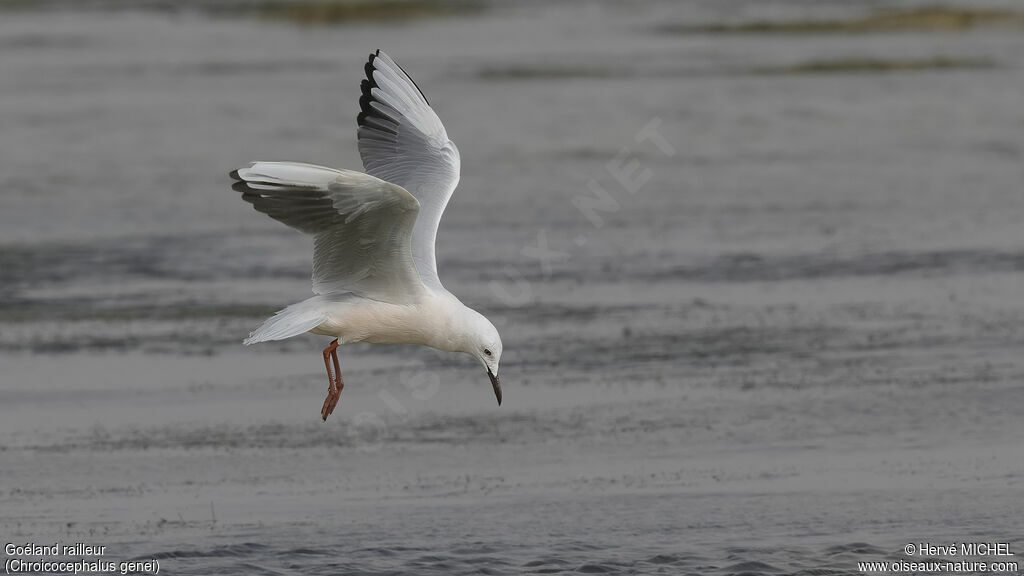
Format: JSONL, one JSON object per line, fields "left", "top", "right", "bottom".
{"left": 244, "top": 301, "right": 327, "bottom": 345}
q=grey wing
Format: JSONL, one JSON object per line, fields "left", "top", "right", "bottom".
{"left": 230, "top": 161, "right": 425, "bottom": 303}
{"left": 357, "top": 50, "right": 460, "bottom": 293}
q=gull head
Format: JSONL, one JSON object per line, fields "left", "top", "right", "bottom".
{"left": 459, "top": 307, "right": 503, "bottom": 405}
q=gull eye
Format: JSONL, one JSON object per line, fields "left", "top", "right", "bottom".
{"left": 484, "top": 348, "right": 492, "bottom": 357}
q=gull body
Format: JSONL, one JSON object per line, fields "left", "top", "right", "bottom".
{"left": 230, "top": 51, "right": 503, "bottom": 419}
{"left": 288, "top": 291, "right": 493, "bottom": 354}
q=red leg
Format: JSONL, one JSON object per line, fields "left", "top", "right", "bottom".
{"left": 331, "top": 347, "right": 343, "bottom": 396}
{"left": 322, "top": 342, "right": 336, "bottom": 384}
{"left": 324, "top": 346, "right": 344, "bottom": 419}
{"left": 320, "top": 339, "right": 341, "bottom": 421}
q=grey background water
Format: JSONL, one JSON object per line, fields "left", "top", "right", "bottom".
{"left": 1, "top": 1, "right": 1023, "bottom": 574}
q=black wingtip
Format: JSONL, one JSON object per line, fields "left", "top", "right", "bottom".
{"left": 360, "top": 48, "right": 430, "bottom": 107}
{"left": 355, "top": 49, "right": 431, "bottom": 130}
{"left": 230, "top": 163, "right": 256, "bottom": 181}
{"left": 358, "top": 80, "right": 374, "bottom": 116}
{"left": 358, "top": 53, "right": 380, "bottom": 130}
{"left": 364, "top": 52, "right": 377, "bottom": 83}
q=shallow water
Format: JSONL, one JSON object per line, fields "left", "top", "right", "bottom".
{"left": 2, "top": 1, "right": 1023, "bottom": 574}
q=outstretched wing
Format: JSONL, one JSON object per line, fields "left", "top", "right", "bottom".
{"left": 357, "top": 50, "right": 460, "bottom": 293}
{"left": 230, "top": 161, "right": 425, "bottom": 303}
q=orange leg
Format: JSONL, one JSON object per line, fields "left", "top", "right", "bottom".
{"left": 320, "top": 339, "right": 344, "bottom": 421}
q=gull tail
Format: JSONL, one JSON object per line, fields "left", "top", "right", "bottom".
{"left": 244, "top": 300, "right": 327, "bottom": 345}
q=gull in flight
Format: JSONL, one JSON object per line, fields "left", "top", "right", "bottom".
{"left": 230, "top": 50, "right": 503, "bottom": 420}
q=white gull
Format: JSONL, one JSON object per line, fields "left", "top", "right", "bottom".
{"left": 230, "top": 50, "right": 503, "bottom": 420}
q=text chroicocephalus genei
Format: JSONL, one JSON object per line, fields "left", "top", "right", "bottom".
{"left": 230, "top": 50, "right": 503, "bottom": 420}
